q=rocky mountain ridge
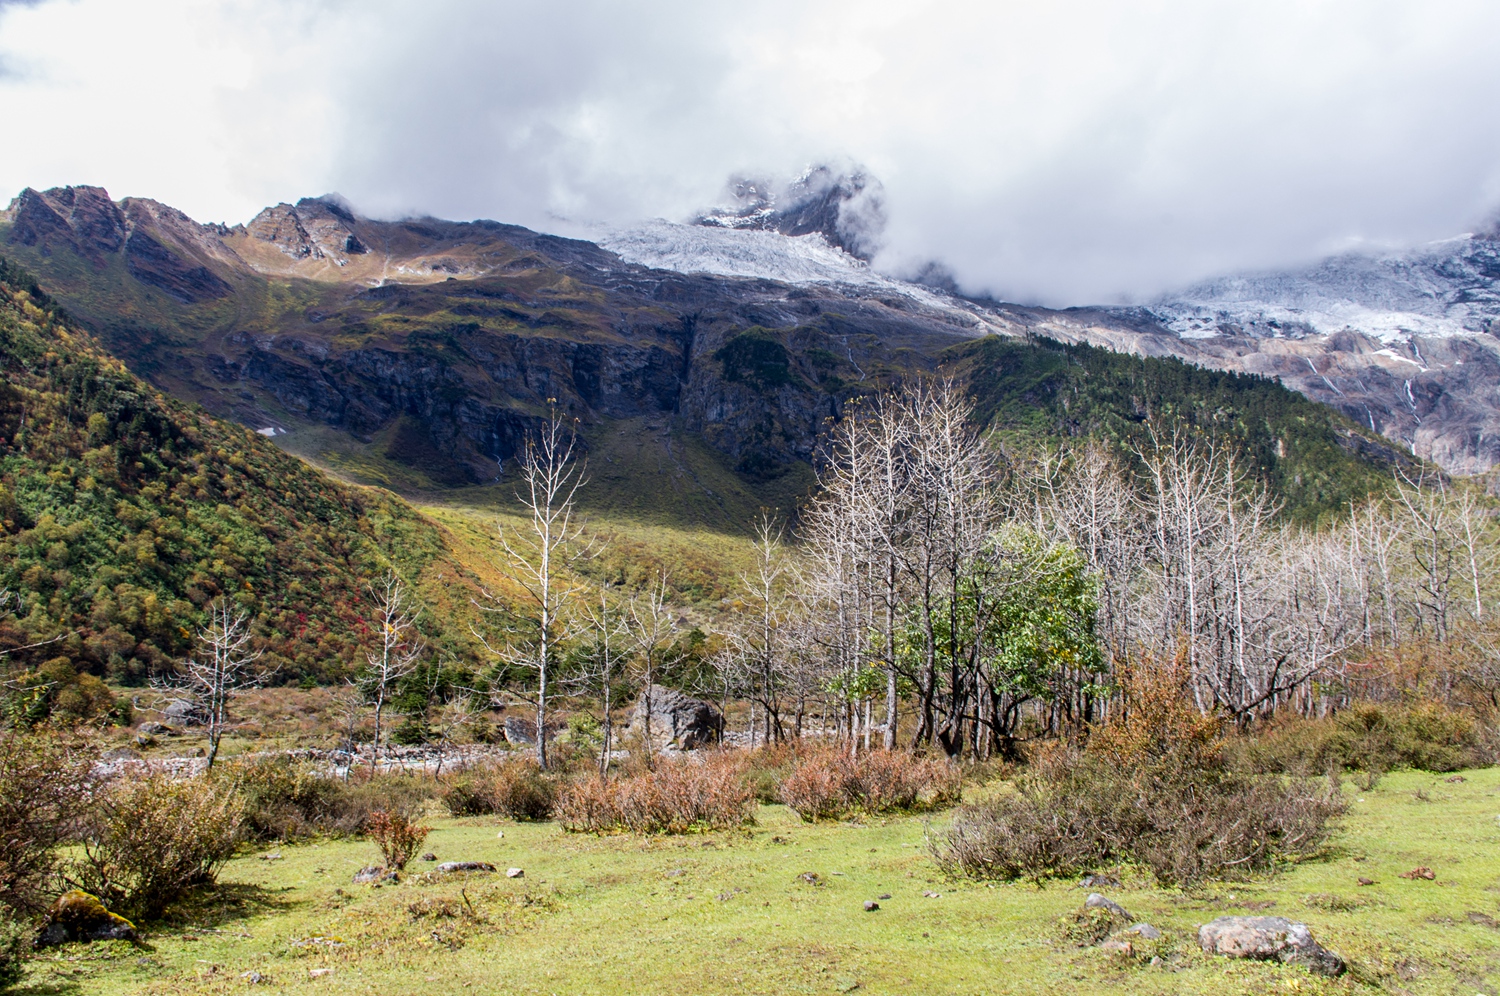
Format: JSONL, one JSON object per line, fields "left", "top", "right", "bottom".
{"left": 0, "top": 184, "right": 1412, "bottom": 527}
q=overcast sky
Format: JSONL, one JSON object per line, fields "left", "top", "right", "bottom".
{"left": 3, "top": 0, "right": 1500, "bottom": 305}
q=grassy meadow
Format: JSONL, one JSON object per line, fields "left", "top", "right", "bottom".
{"left": 20, "top": 767, "right": 1500, "bottom": 996}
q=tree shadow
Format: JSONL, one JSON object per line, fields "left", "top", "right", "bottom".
{"left": 11, "top": 981, "right": 84, "bottom": 996}
{"left": 147, "top": 881, "right": 297, "bottom": 935}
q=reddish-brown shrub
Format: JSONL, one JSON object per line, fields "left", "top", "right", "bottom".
{"left": 557, "top": 754, "right": 756, "bottom": 834}
{"left": 367, "top": 808, "right": 429, "bottom": 870}
{"left": 778, "top": 747, "right": 961, "bottom": 822}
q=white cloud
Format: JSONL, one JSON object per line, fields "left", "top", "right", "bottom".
{"left": 4, "top": 0, "right": 1500, "bottom": 304}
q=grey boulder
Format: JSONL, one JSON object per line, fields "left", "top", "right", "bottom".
{"left": 1198, "top": 916, "right": 1345, "bottom": 977}
{"left": 630, "top": 685, "right": 723, "bottom": 749}
{"left": 1085, "top": 893, "right": 1133, "bottom": 921}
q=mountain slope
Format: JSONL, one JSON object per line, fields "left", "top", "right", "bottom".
{"left": 0, "top": 186, "right": 1410, "bottom": 528}
{"left": 0, "top": 257, "right": 481, "bottom": 688}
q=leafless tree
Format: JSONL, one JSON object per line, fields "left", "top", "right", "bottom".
{"left": 361, "top": 571, "right": 424, "bottom": 775}
{"left": 178, "top": 598, "right": 268, "bottom": 768}
{"left": 627, "top": 571, "right": 677, "bottom": 767}
{"left": 430, "top": 690, "right": 478, "bottom": 779}
{"left": 720, "top": 515, "right": 797, "bottom": 743}
{"left": 576, "top": 582, "right": 630, "bottom": 776}
{"left": 475, "top": 407, "right": 590, "bottom": 770}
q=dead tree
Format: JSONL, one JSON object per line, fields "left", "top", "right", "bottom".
{"left": 361, "top": 572, "right": 425, "bottom": 775}
{"left": 179, "top": 598, "right": 267, "bottom": 769}
{"left": 627, "top": 571, "right": 677, "bottom": 768}
{"left": 476, "top": 407, "right": 589, "bottom": 770}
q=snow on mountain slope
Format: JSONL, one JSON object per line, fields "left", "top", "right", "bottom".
{"left": 601, "top": 219, "right": 999, "bottom": 333}
{"left": 1150, "top": 234, "right": 1500, "bottom": 344}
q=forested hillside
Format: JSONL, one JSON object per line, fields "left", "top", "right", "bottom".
{"left": 0, "top": 258, "right": 481, "bottom": 699}
{"left": 948, "top": 335, "right": 1411, "bottom": 523}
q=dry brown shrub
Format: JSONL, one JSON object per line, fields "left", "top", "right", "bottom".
{"left": 1087, "top": 655, "right": 1223, "bottom": 773}
{"left": 223, "top": 757, "right": 437, "bottom": 840}
{"left": 1228, "top": 700, "right": 1491, "bottom": 776}
{"left": 557, "top": 754, "right": 755, "bottom": 834}
{"left": 441, "top": 760, "right": 557, "bottom": 821}
{"left": 367, "top": 808, "right": 429, "bottom": 870}
{"left": 70, "top": 773, "right": 243, "bottom": 920}
{"left": 778, "top": 746, "right": 961, "bottom": 822}
{"left": 935, "top": 744, "right": 1344, "bottom": 887}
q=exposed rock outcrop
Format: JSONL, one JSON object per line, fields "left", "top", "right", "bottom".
{"left": 630, "top": 685, "right": 723, "bottom": 749}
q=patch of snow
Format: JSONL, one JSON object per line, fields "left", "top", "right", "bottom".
{"left": 604, "top": 220, "right": 944, "bottom": 302}
{"left": 1372, "top": 348, "right": 1425, "bottom": 369}
{"left": 601, "top": 219, "right": 998, "bottom": 335}
{"left": 256, "top": 427, "right": 285, "bottom": 437}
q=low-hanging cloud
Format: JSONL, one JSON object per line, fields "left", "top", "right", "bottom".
{"left": 4, "top": 0, "right": 1500, "bottom": 305}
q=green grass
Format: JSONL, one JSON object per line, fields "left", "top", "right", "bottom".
{"left": 27, "top": 767, "right": 1500, "bottom": 995}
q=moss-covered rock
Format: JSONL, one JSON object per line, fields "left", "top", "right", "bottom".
{"left": 35, "top": 889, "right": 136, "bottom": 946}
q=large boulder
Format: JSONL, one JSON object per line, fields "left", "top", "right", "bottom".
{"left": 502, "top": 716, "right": 560, "bottom": 746}
{"left": 36, "top": 890, "right": 137, "bottom": 947}
{"left": 1199, "top": 916, "right": 1345, "bottom": 977}
{"left": 161, "top": 699, "right": 207, "bottom": 726}
{"left": 630, "top": 685, "right": 723, "bottom": 749}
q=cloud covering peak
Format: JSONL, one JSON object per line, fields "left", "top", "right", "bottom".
{"left": 4, "top": 0, "right": 1500, "bottom": 305}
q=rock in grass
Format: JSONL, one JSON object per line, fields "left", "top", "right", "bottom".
{"left": 36, "top": 890, "right": 137, "bottom": 946}
{"left": 437, "top": 861, "right": 496, "bottom": 874}
{"left": 863, "top": 900, "right": 880, "bottom": 911}
{"left": 1122, "top": 923, "right": 1162, "bottom": 940}
{"left": 506, "top": 868, "right": 525, "bottom": 879}
{"left": 353, "top": 866, "right": 398, "bottom": 884}
{"left": 1198, "top": 916, "right": 1345, "bottom": 977}
{"left": 421, "top": 853, "right": 437, "bottom": 862}
{"left": 1084, "top": 893, "right": 1133, "bottom": 921}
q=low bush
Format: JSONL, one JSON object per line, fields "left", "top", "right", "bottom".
{"left": 557, "top": 754, "right": 756, "bottom": 834}
{"left": 936, "top": 662, "right": 1346, "bottom": 887}
{"left": 935, "top": 748, "right": 1344, "bottom": 887}
{"left": 441, "top": 760, "right": 557, "bottom": 821}
{"left": 368, "top": 808, "right": 429, "bottom": 870}
{"left": 0, "top": 732, "right": 88, "bottom": 916}
{"left": 1230, "top": 701, "right": 1492, "bottom": 776}
{"left": 70, "top": 773, "right": 243, "bottom": 920}
{"left": 778, "top": 747, "right": 961, "bottom": 821}
{"left": 735, "top": 743, "right": 801, "bottom": 805}
{"left": 225, "top": 757, "right": 438, "bottom": 840}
